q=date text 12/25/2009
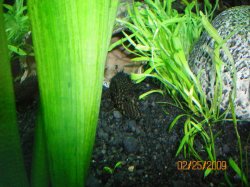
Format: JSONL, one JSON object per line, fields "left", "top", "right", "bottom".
{"left": 177, "top": 161, "right": 227, "bottom": 171}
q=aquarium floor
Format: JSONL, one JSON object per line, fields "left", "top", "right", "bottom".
{"left": 16, "top": 77, "right": 249, "bottom": 187}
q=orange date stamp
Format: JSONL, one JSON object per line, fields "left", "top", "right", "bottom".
{"left": 177, "top": 161, "right": 227, "bottom": 171}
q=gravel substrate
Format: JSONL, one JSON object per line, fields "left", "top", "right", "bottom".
{"left": 85, "top": 80, "right": 250, "bottom": 187}
{"left": 16, "top": 78, "right": 249, "bottom": 186}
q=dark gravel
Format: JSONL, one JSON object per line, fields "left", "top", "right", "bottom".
{"left": 16, "top": 77, "right": 250, "bottom": 187}
{"left": 85, "top": 79, "right": 250, "bottom": 187}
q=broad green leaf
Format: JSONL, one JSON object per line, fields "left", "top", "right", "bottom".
{"left": 28, "top": 1, "right": 118, "bottom": 186}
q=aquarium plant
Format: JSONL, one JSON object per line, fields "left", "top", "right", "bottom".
{"left": 112, "top": 0, "right": 244, "bottom": 178}
{"left": 3, "top": 0, "right": 30, "bottom": 56}
{"left": 28, "top": 0, "right": 118, "bottom": 186}
{"left": 3, "top": 0, "right": 34, "bottom": 83}
{"left": 0, "top": 1, "right": 29, "bottom": 185}
{"left": 114, "top": 0, "right": 218, "bottom": 160}
{"left": 119, "top": 1, "right": 249, "bottom": 184}
{"left": 103, "top": 161, "right": 123, "bottom": 175}
{"left": 0, "top": 0, "right": 118, "bottom": 186}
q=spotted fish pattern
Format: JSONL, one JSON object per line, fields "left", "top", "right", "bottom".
{"left": 109, "top": 72, "right": 141, "bottom": 119}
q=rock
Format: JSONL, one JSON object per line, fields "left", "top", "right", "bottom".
{"left": 126, "top": 120, "right": 137, "bottom": 132}
{"left": 128, "top": 165, "right": 135, "bottom": 172}
{"left": 123, "top": 136, "right": 139, "bottom": 153}
{"left": 189, "top": 6, "right": 250, "bottom": 120}
{"left": 109, "top": 135, "right": 122, "bottom": 146}
{"left": 97, "top": 129, "right": 109, "bottom": 142}
{"left": 113, "top": 110, "right": 122, "bottom": 119}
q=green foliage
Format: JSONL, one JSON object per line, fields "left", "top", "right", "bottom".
{"left": 30, "top": 107, "right": 50, "bottom": 187}
{"left": 8, "top": 44, "right": 27, "bottom": 55}
{"left": 3, "top": 0, "right": 33, "bottom": 83}
{"left": 117, "top": 0, "right": 223, "bottom": 162}
{"left": 3, "top": 0, "right": 30, "bottom": 48}
{"left": 0, "top": 1, "right": 29, "bottom": 186}
{"left": 228, "top": 158, "right": 249, "bottom": 186}
{"left": 118, "top": 1, "right": 247, "bottom": 185}
{"left": 103, "top": 161, "right": 123, "bottom": 175}
{"left": 28, "top": 0, "right": 118, "bottom": 186}
{"left": 1, "top": 0, "right": 119, "bottom": 185}
{"left": 226, "top": 96, "right": 248, "bottom": 186}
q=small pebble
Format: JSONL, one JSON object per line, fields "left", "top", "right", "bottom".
{"left": 97, "top": 129, "right": 109, "bottom": 141}
{"left": 127, "top": 120, "right": 137, "bottom": 132}
{"left": 123, "top": 136, "right": 139, "bottom": 153}
{"left": 113, "top": 110, "right": 122, "bottom": 119}
{"left": 128, "top": 165, "right": 135, "bottom": 172}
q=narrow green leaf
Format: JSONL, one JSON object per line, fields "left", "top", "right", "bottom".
{"left": 204, "top": 168, "right": 212, "bottom": 177}
{"left": 200, "top": 12, "right": 223, "bottom": 44}
{"left": 3, "top": 4, "right": 13, "bottom": 11}
{"left": 8, "top": 45, "right": 27, "bottom": 55}
{"left": 224, "top": 172, "right": 233, "bottom": 187}
{"left": 229, "top": 158, "right": 249, "bottom": 186}
{"left": 139, "top": 89, "right": 163, "bottom": 100}
{"left": 206, "top": 147, "right": 214, "bottom": 162}
{"left": 168, "top": 114, "right": 186, "bottom": 131}
{"left": 131, "top": 56, "right": 151, "bottom": 62}
{"left": 176, "top": 134, "right": 189, "bottom": 157}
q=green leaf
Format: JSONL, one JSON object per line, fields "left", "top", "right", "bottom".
{"left": 139, "top": 89, "right": 163, "bottom": 100}
{"left": 176, "top": 126, "right": 195, "bottom": 157}
{"left": 131, "top": 56, "right": 150, "bottom": 62}
{"left": 29, "top": 0, "right": 119, "bottom": 186}
{"left": 229, "top": 158, "right": 249, "bottom": 186}
{"left": 103, "top": 167, "right": 113, "bottom": 174}
{"left": 204, "top": 168, "right": 212, "bottom": 177}
{"left": 114, "top": 161, "right": 122, "bottom": 169}
{"left": 168, "top": 114, "right": 186, "bottom": 131}
{"left": 206, "top": 147, "right": 214, "bottom": 162}
{"left": 3, "top": 4, "right": 13, "bottom": 11}
{"left": 224, "top": 172, "right": 233, "bottom": 187}
{"left": 8, "top": 45, "right": 27, "bottom": 55}
{"left": 200, "top": 12, "right": 223, "bottom": 44}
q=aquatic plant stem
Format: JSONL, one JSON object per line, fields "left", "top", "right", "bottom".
{"left": 231, "top": 98, "right": 243, "bottom": 185}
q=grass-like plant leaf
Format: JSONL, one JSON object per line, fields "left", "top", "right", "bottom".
{"left": 229, "top": 158, "right": 249, "bottom": 186}
{"left": 168, "top": 114, "right": 186, "bottom": 131}
{"left": 3, "top": 0, "right": 30, "bottom": 47}
{"left": 138, "top": 89, "right": 163, "bottom": 100}
{"left": 204, "top": 168, "right": 212, "bottom": 178}
{"left": 115, "top": 0, "right": 229, "bottom": 173}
